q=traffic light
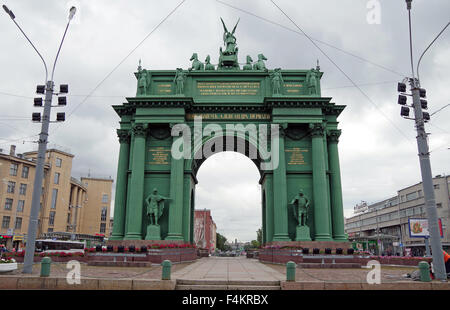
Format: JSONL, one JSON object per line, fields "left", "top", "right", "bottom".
{"left": 58, "top": 96, "right": 67, "bottom": 106}
{"left": 419, "top": 88, "right": 426, "bottom": 98}
{"left": 59, "top": 84, "right": 68, "bottom": 93}
{"left": 398, "top": 95, "right": 407, "bottom": 105}
{"left": 32, "top": 113, "right": 41, "bottom": 122}
{"left": 36, "top": 85, "right": 45, "bottom": 94}
{"left": 56, "top": 112, "right": 65, "bottom": 122}
{"left": 34, "top": 98, "right": 43, "bottom": 107}
{"left": 420, "top": 99, "right": 428, "bottom": 110}
{"left": 400, "top": 106, "right": 410, "bottom": 117}
{"left": 397, "top": 82, "right": 406, "bottom": 92}
{"left": 423, "top": 112, "right": 430, "bottom": 122}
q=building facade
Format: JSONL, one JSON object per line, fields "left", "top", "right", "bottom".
{"left": 0, "top": 145, "right": 113, "bottom": 249}
{"left": 345, "top": 175, "right": 450, "bottom": 256}
{"left": 194, "top": 209, "right": 217, "bottom": 253}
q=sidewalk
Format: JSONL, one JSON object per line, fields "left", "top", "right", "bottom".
{"left": 173, "top": 256, "right": 285, "bottom": 282}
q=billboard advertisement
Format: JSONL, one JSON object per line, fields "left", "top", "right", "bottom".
{"left": 408, "top": 218, "right": 443, "bottom": 238}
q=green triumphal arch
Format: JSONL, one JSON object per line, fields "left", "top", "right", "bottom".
{"left": 110, "top": 19, "right": 347, "bottom": 245}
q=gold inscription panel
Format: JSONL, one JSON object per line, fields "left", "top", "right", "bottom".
{"left": 197, "top": 82, "right": 260, "bottom": 96}
{"left": 155, "top": 83, "right": 173, "bottom": 95}
{"left": 148, "top": 147, "right": 171, "bottom": 165}
{"left": 283, "top": 82, "right": 303, "bottom": 94}
{"left": 285, "top": 147, "right": 309, "bottom": 165}
{"left": 186, "top": 113, "right": 271, "bottom": 121}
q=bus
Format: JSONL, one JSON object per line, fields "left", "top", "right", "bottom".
{"left": 35, "top": 239, "right": 85, "bottom": 254}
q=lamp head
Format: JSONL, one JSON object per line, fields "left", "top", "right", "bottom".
{"left": 68, "top": 6, "right": 76, "bottom": 20}
{"left": 2, "top": 5, "right": 15, "bottom": 19}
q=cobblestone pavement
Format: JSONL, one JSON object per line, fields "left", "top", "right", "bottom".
{"left": 173, "top": 256, "right": 285, "bottom": 281}
{"left": 1, "top": 257, "right": 418, "bottom": 283}
{"left": 3, "top": 261, "right": 194, "bottom": 280}
{"left": 266, "top": 263, "right": 417, "bottom": 283}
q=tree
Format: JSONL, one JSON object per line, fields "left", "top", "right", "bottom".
{"left": 216, "top": 232, "right": 228, "bottom": 251}
{"left": 256, "top": 228, "right": 262, "bottom": 246}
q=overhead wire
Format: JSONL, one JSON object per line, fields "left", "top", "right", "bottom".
{"left": 49, "top": 0, "right": 187, "bottom": 136}
{"left": 216, "top": 0, "right": 406, "bottom": 77}
{"left": 270, "top": 0, "right": 414, "bottom": 146}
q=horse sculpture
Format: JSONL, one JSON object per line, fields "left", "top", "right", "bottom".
{"left": 253, "top": 54, "right": 268, "bottom": 71}
{"left": 189, "top": 53, "right": 204, "bottom": 71}
{"left": 205, "top": 55, "right": 215, "bottom": 70}
{"left": 243, "top": 55, "right": 253, "bottom": 70}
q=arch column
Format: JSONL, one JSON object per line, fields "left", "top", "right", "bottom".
{"left": 310, "top": 123, "right": 332, "bottom": 241}
{"left": 327, "top": 129, "right": 347, "bottom": 241}
{"left": 125, "top": 124, "right": 147, "bottom": 240}
{"left": 166, "top": 135, "right": 185, "bottom": 240}
{"left": 111, "top": 129, "right": 130, "bottom": 240}
{"left": 272, "top": 125, "right": 290, "bottom": 241}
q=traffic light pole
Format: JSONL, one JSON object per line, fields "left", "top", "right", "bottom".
{"left": 22, "top": 80, "right": 54, "bottom": 274}
{"left": 2, "top": 5, "right": 76, "bottom": 274}
{"left": 410, "top": 78, "right": 446, "bottom": 280}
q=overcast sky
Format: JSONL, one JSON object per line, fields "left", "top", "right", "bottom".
{"left": 0, "top": 0, "right": 448, "bottom": 242}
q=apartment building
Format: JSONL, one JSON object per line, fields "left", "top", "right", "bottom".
{"left": 345, "top": 175, "right": 450, "bottom": 256}
{"left": 0, "top": 145, "right": 113, "bottom": 249}
{"left": 194, "top": 209, "right": 217, "bottom": 253}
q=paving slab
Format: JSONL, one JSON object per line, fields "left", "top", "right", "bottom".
{"left": 172, "top": 256, "right": 285, "bottom": 282}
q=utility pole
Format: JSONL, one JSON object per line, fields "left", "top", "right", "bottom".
{"left": 397, "top": 0, "right": 447, "bottom": 280}
{"left": 3, "top": 5, "right": 76, "bottom": 274}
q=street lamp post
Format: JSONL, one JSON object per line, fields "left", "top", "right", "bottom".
{"left": 398, "top": 0, "right": 448, "bottom": 280}
{"left": 3, "top": 5, "right": 76, "bottom": 274}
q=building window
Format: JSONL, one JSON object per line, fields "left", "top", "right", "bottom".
{"left": 436, "top": 203, "right": 442, "bottom": 208}
{"left": 7, "top": 181, "right": 16, "bottom": 193}
{"left": 100, "top": 223, "right": 106, "bottom": 234}
{"left": 67, "top": 213, "right": 71, "bottom": 224}
{"left": 55, "top": 158, "right": 62, "bottom": 167}
{"left": 434, "top": 184, "right": 440, "bottom": 190}
{"left": 54, "top": 172, "right": 60, "bottom": 184}
{"left": 406, "top": 192, "right": 417, "bottom": 201}
{"left": 10, "top": 163, "right": 18, "bottom": 176}
{"left": 47, "top": 228, "right": 53, "bottom": 233}
{"left": 4, "top": 198, "right": 13, "bottom": 210}
{"left": 17, "top": 200, "right": 25, "bottom": 212}
{"left": 19, "top": 183, "right": 27, "bottom": 195}
{"left": 49, "top": 211, "right": 56, "bottom": 225}
{"left": 2, "top": 216, "right": 10, "bottom": 228}
{"left": 102, "top": 194, "right": 109, "bottom": 203}
{"left": 22, "top": 166, "right": 29, "bottom": 178}
{"left": 51, "top": 189, "right": 58, "bottom": 209}
{"left": 101, "top": 207, "right": 107, "bottom": 221}
{"left": 418, "top": 190, "right": 422, "bottom": 197}
{"left": 14, "top": 217, "right": 22, "bottom": 230}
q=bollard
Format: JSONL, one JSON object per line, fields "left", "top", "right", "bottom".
{"left": 40, "top": 257, "right": 52, "bottom": 277}
{"left": 161, "top": 260, "right": 172, "bottom": 280}
{"left": 286, "top": 261, "right": 296, "bottom": 282}
{"left": 418, "top": 261, "right": 431, "bottom": 282}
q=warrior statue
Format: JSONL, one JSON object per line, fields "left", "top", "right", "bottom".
{"left": 290, "top": 189, "right": 310, "bottom": 227}
{"left": 173, "top": 68, "right": 186, "bottom": 95}
{"left": 271, "top": 68, "right": 284, "bottom": 95}
{"left": 136, "top": 59, "right": 148, "bottom": 96}
{"left": 218, "top": 17, "right": 240, "bottom": 69}
{"left": 145, "top": 188, "right": 170, "bottom": 225}
{"left": 220, "top": 17, "right": 239, "bottom": 55}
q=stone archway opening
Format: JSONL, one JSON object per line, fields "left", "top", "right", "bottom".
{"left": 195, "top": 151, "right": 262, "bottom": 250}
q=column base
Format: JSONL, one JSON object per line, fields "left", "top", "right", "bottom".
{"left": 124, "top": 233, "right": 142, "bottom": 240}
{"left": 332, "top": 234, "right": 348, "bottom": 242}
{"left": 314, "top": 233, "right": 333, "bottom": 241}
{"left": 165, "top": 233, "right": 184, "bottom": 241}
{"left": 272, "top": 234, "right": 291, "bottom": 242}
{"left": 109, "top": 234, "right": 124, "bottom": 241}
